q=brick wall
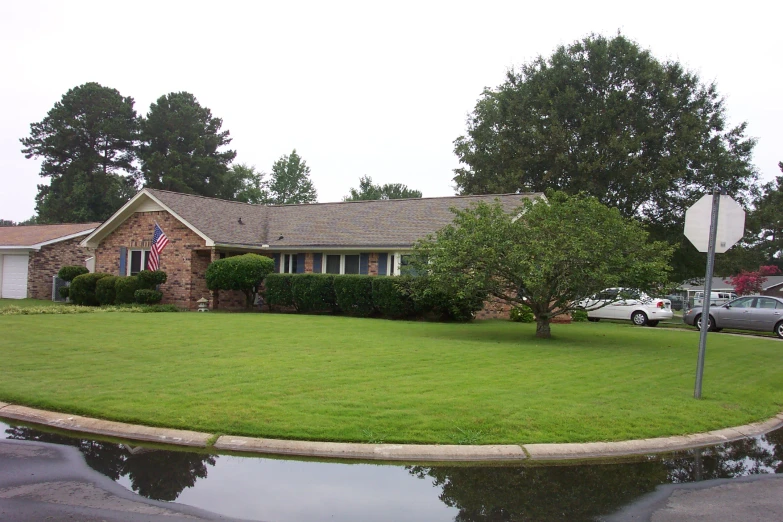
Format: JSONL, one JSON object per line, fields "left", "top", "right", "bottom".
{"left": 95, "top": 211, "right": 207, "bottom": 309}
{"left": 27, "top": 237, "right": 94, "bottom": 300}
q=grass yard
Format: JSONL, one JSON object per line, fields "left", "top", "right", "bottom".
{"left": 1, "top": 312, "right": 781, "bottom": 445}
{"left": 0, "top": 298, "right": 62, "bottom": 309}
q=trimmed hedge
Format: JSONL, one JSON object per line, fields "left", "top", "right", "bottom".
{"left": 96, "top": 275, "right": 119, "bottom": 306}
{"left": 265, "top": 273, "right": 297, "bottom": 311}
{"left": 291, "top": 274, "right": 338, "bottom": 313}
{"left": 134, "top": 289, "right": 163, "bottom": 304}
{"left": 206, "top": 254, "right": 275, "bottom": 309}
{"left": 57, "top": 265, "right": 89, "bottom": 282}
{"left": 333, "top": 275, "right": 375, "bottom": 317}
{"left": 58, "top": 287, "right": 70, "bottom": 299}
{"left": 572, "top": 309, "right": 588, "bottom": 322}
{"left": 70, "top": 273, "right": 110, "bottom": 306}
{"left": 137, "top": 270, "right": 167, "bottom": 287}
{"left": 115, "top": 276, "right": 142, "bottom": 304}
{"left": 372, "top": 276, "right": 415, "bottom": 319}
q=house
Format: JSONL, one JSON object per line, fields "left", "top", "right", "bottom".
{"left": 81, "top": 188, "right": 542, "bottom": 315}
{"left": 0, "top": 223, "right": 98, "bottom": 299}
{"left": 680, "top": 275, "right": 783, "bottom": 304}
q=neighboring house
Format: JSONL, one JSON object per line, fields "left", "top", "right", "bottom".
{"left": 81, "top": 188, "right": 542, "bottom": 314}
{"left": 0, "top": 223, "right": 98, "bottom": 299}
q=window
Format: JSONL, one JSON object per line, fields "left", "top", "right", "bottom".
{"left": 731, "top": 297, "right": 754, "bottom": 309}
{"left": 322, "top": 254, "right": 363, "bottom": 275}
{"left": 325, "top": 255, "right": 341, "bottom": 274}
{"left": 129, "top": 249, "right": 150, "bottom": 275}
{"left": 344, "top": 255, "right": 360, "bottom": 274}
{"left": 389, "top": 254, "right": 395, "bottom": 276}
{"left": 756, "top": 298, "right": 779, "bottom": 309}
{"left": 282, "top": 254, "right": 299, "bottom": 274}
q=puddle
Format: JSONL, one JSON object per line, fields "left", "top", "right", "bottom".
{"left": 2, "top": 421, "right": 781, "bottom": 521}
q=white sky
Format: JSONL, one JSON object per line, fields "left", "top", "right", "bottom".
{"left": 1, "top": 0, "right": 780, "bottom": 221}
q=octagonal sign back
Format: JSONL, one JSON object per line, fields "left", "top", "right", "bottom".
{"left": 684, "top": 194, "right": 745, "bottom": 253}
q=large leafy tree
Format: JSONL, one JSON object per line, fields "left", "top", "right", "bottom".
{"left": 453, "top": 35, "right": 757, "bottom": 280}
{"left": 20, "top": 82, "right": 139, "bottom": 222}
{"left": 343, "top": 175, "right": 422, "bottom": 201}
{"left": 267, "top": 149, "right": 317, "bottom": 204}
{"left": 748, "top": 162, "right": 783, "bottom": 265}
{"left": 216, "top": 164, "right": 270, "bottom": 204}
{"left": 139, "top": 92, "right": 236, "bottom": 197}
{"left": 411, "top": 192, "right": 672, "bottom": 338}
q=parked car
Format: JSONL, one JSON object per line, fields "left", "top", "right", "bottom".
{"left": 578, "top": 288, "right": 673, "bottom": 327}
{"left": 692, "top": 291, "right": 737, "bottom": 308}
{"left": 683, "top": 295, "right": 783, "bottom": 338}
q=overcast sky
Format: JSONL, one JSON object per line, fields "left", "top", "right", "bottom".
{"left": 1, "top": 0, "right": 780, "bottom": 222}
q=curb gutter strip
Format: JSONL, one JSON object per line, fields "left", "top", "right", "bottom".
{"left": 1, "top": 403, "right": 782, "bottom": 462}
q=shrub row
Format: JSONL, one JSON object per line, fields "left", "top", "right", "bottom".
{"left": 67, "top": 268, "right": 167, "bottom": 307}
{"left": 264, "top": 274, "right": 483, "bottom": 322}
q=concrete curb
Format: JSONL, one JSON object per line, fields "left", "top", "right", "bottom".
{"left": 0, "top": 405, "right": 210, "bottom": 448}
{"left": 213, "top": 435, "right": 527, "bottom": 461}
{"left": 1, "top": 403, "right": 781, "bottom": 462}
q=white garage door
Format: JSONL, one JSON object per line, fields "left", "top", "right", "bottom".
{"left": 1, "top": 255, "right": 29, "bottom": 299}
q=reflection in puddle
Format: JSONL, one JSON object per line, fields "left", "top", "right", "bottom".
{"left": 2, "top": 421, "right": 782, "bottom": 522}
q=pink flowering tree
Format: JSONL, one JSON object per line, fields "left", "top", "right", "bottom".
{"left": 726, "top": 266, "right": 781, "bottom": 296}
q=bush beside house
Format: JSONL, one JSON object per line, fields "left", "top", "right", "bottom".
{"left": 70, "top": 273, "right": 110, "bottom": 306}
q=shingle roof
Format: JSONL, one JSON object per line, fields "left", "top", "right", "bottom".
{"left": 146, "top": 189, "right": 541, "bottom": 248}
{"left": 0, "top": 222, "right": 99, "bottom": 247}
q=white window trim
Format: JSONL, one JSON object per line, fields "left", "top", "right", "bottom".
{"left": 280, "top": 253, "right": 299, "bottom": 274}
{"left": 128, "top": 248, "right": 150, "bottom": 276}
{"left": 315, "top": 252, "right": 410, "bottom": 276}
{"left": 321, "top": 253, "right": 361, "bottom": 275}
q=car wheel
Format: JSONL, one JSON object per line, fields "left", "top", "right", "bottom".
{"left": 647, "top": 321, "right": 659, "bottom": 327}
{"left": 631, "top": 311, "right": 648, "bottom": 326}
{"left": 775, "top": 321, "right": 783, "bottom": 339}
{"left": 587, "top": 317, "right": 600, "bottom": 322}
{"left": 696, "top": 314, "right": 715, "bottom": 332}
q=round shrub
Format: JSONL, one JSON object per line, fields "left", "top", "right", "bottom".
{"left": 333, "top": 275, "right": 374, "bottom": 317}
{"left": 115, "top": 276, "right": 142, "bottom": 304}
{"left": 206, "top": 254, "right": 275, "bottom": 309}
{"left": 510, "top": 305, "right": 535, "bottom": 323}
{"left": 134, "top": 288, "right": 163, "bottom": 304}
{"left": 137, "top": 270, "right": 167, "bottom": 288}
{"left": 265, "top": 273, "right": 297, "bottom": 311}
{"left": 572, "top": 309, "right": 589, "bottom": 322}
{"left": 69, "top": 273, "right": 110, "bottom": 306}
{"left": 57, "top": 265, "right": 89, "bottom": 282}
{"left": 96, "top": 275, "right": 118, "bottom": 305}
{"left": 58, "top": 287, "right": 70, "bottom": 299}
{"left": 291, "top": 274, "right": 338, "bottom": 313}
{"left": 372, "top": 276, "right": 415, "bottom": 319}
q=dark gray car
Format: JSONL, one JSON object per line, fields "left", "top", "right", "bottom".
{"left": 683, "top": 295, "right": 783, "bottom": 338}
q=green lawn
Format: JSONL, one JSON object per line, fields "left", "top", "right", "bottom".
{"left": 1, "top": 312, "right": 781, "bottom": 445}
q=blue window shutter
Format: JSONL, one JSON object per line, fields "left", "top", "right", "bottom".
{"left": 313, "top": 253, "right": 322, "bottom": 273}
{"left": 296, "top": 253, "right": 305, "bottom": 273}
{"left": 377, "top": 253, "right": 388, "bottom": 276}
{"left": 359, "top": 253, "right": 369, "bottom": 275}
{"left": 273, "top": 253, "right": 281, "bottom": 273}
{"left": 119, "top": 247, "right": 127, "bottom": 276}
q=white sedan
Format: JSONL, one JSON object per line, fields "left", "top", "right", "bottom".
{"left": 579, "top": 288, "right": 673, "bottom": 327}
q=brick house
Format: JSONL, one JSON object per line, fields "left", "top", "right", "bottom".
{"left": 81, "top": 189, "right": 543, "bottom": 316}
{"left": 0, "top": 223, "right": 98, "bottom": 299}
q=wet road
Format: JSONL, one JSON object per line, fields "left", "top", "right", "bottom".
{"left": 0, "top": 438, "right": 245, "bottom": 522}
{"left": 2, "top": 421, "right": 783, "bottom": 521}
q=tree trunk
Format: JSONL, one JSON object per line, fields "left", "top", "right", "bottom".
{"left": 535, "top": 317, "right": 551, "bottom": 339}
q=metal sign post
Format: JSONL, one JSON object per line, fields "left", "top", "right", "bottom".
{"left": 693, "top": 188, "right": 721, "bottom": 399}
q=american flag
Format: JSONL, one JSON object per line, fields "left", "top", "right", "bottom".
{"left": 146, "top": 223, "right": 170, "bottom": 271}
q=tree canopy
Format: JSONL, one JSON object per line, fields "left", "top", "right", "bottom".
{"left": 20, "top": 82, "right": 139, "bottom": 222}
{"left": 139, "top": 92, "right": 236, "bottom": 198}
{"left": 411, "top": 191, "right": 672, "bottom": 338}
{"left": 343, "top": 175, "right": 422, "bottom": 201}
{"left": 267, "top": 149, "right": 317, "bottom": 204}
{"left": 452, "top": 34, "right": 757, "bottom": 280}
{"left": 216, "top": 164, "right": 269, "bottom": 204}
